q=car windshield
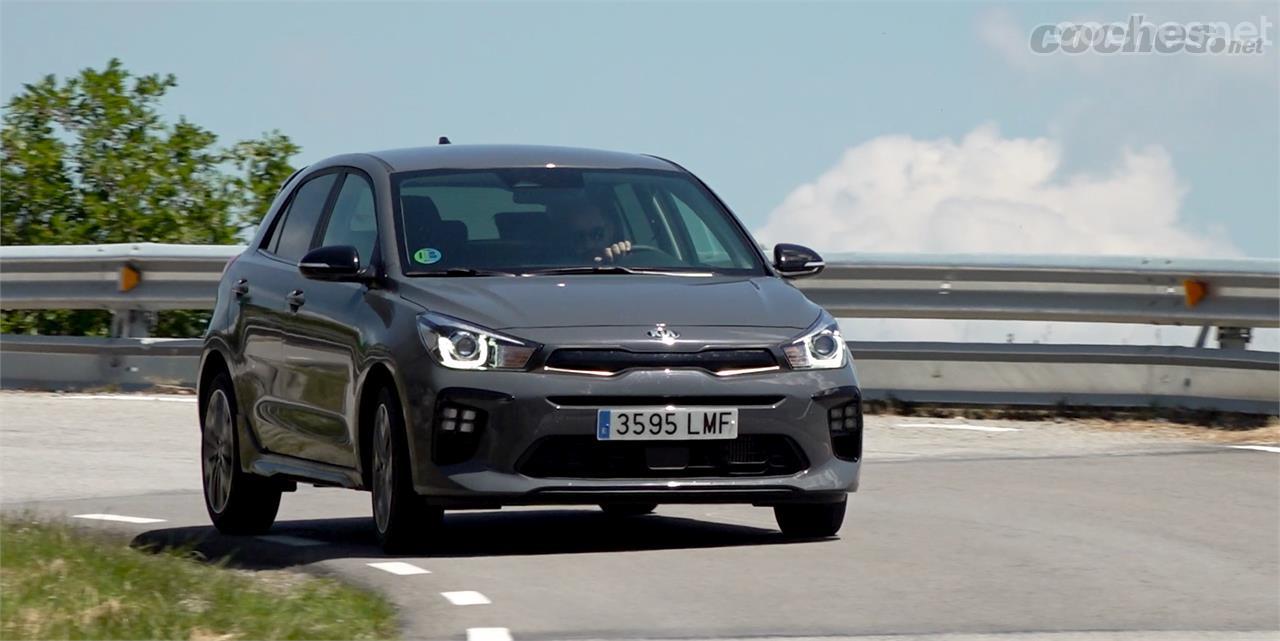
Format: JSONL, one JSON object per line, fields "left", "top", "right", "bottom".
{"left": 392, "top": 168, "right": 765, "bottom": 276}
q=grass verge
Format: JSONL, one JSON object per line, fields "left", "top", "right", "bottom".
{"left": 0, "top": 517, "right": 397, "bottom": 640}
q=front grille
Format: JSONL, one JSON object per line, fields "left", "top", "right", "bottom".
{"left": 547, "top": 395, "right": 785, "bottom": 407}
{"left": 544, "top": 349, "right": 777, "bottom": 375}
{"left": 515, "top": 435, "right": 808, "bottom": 479}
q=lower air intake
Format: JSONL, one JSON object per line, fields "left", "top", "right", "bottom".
{"left": 515, "top": 435, "right": 808, "bottom": 479}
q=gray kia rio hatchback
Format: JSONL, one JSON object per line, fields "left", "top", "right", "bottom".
{"left": 198, "top": 144, "right": 862, "bottom": 551}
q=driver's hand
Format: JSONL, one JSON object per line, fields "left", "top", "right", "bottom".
{"left": 601, "top": 240, "right": 632, "bottom": 262}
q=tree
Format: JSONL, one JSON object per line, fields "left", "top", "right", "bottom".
{"left": 1, "top": 59, "right": 300, "bottom": 336}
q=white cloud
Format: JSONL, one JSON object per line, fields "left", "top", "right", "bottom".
{"left": 754, "top": 123, "right": 1238, "bottom": 257}
{"left": 756, "top": 125, "right": 1277, "bottom": 349}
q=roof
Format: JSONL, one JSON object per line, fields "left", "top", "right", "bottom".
{"left": 366, "top": 144, "right": 681, "bottom": 173}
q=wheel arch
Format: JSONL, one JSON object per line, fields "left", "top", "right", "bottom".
{"left": 356, "top": 361, "right": 400, "bottom": 489}
{"left": 197, "top": 346, "right": 233, "bottom": 423}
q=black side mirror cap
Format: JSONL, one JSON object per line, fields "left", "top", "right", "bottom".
{"left": 773, "top": 243, "right": 825, "bottom": 279}
{"left": 299, "top": 245, "right": 363, "bottom": 281}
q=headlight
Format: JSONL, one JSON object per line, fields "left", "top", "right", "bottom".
{"left": 417, "top": 312, "right": 539, "bottom": 371}
{"left": 782, "top": 315, "right": 846, "bottom": 369}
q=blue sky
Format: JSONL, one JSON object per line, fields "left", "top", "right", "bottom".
{"left": 3, "top": 1, "right": 1277, "bottom": 257}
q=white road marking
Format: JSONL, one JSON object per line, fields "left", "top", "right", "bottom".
{"left": 896, "top": 422, "right": 1021, "bottom": 433}
{"left": 59, "top": 394, "right": 197, "bottom": 403}
{"left": 467, "top": 628, "right": 513, "bottom": 641}
{"left": 258, "top": 534, "right": 326, "bottom": 547}
{"left": 366, "top": 561, "right": 431, "bottom": 576}
{"left": 72, "top": 513, "right": 166, "bottom": 524}
{"left": 442, "top": 590, "right": 492, "bottom": 606}
{"left": 1228, "top": 445, "right": 1280, "bottom": 453}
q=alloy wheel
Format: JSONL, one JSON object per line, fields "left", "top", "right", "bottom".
{"left": 202, "top": 389, "right": 235, "bottom": 513}
{"left": 372, "top": 404, "right": 394, "bottom": 533}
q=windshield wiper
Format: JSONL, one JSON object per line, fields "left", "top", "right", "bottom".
{"left": 526, "top": 266, "right": 713, "bottom": 277}
{"left": 417, "top": 268, "right": 515, "bottom": 277}
{"left": 525, "top": 265, "right": 641, "bottom": 275}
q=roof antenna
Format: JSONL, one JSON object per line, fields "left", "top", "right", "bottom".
{"left": 438, "top": 136, "right": 451, "bottom": 145}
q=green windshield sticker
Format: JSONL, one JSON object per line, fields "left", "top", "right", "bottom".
{"left": 413, "top": 248, "right": 442, "bottom": 264}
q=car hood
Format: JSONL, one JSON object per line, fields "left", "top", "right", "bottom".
{"left": 398, "top": 275, "right": 822, "bottom": 331}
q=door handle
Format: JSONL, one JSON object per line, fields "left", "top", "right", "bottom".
{"left": 232, "top": 279, "right": 249, "bottom": 297}
{"left": 286, "top": 289, "right": 305, "bottom": 310}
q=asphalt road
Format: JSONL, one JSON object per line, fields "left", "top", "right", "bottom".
{"left": 1, "top": 392, "right": 1277, "bottom": 641}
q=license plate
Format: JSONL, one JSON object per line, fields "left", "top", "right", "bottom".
{"left": 596, "top": 408, "right": 738, "bottom": 441}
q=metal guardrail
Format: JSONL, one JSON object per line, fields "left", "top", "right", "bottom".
{"left": 849, "top": 341, "right": 1279, "bottom": 414}
{"left": 0, "top": 243, "right": 236, "bottom": 312}
{"left": 0, "top": 334, "right": 201, "bottom": 390}
{"left": 3, "top": 244, "right": 1278, "bottom": 325}
{"left": 1, "top": 243, "right": 1278, "bottom": 413}
{"left": 809, "top": 252, "right": 1280, "bottom": 328}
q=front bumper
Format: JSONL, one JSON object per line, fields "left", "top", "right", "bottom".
{"left": 399, "top": 361, "right": 862, "bottom": 507}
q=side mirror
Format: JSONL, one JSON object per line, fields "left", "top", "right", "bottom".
{"left": 299, "top": 245, "right": 362, "bottom": 281}
{"left": 773, "top": 243, "right": 825, "bottom": 279}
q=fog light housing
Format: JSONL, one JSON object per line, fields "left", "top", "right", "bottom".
{"left": 433, "top": 401, "right": 486, "bottom": 464}
{"left": 826, "top": 397, "right": 862, "bottom": 461}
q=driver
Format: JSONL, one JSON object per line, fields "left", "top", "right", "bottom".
{"left": 559, "top": 200, "right": 632, "bottom": 263}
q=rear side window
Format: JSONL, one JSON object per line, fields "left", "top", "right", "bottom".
{"left": 272, "top": 173, "right": 338, "bottom": 262}
{"left": 320, "top": 173, "right": 378, "bottom": 265}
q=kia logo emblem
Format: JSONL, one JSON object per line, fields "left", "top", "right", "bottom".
{"left": 647, "top": 324, "right": 680, "bottom": 342}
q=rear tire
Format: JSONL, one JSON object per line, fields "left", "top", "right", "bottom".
{"left": 202, "top": 372, "right": 281, "bottom": 535}
{"left": 774, "top": 498, "right": 846, "bottom": 538}
{"left": 370, "top": 386, "right": 441, "bottom": 553}
{"left": 600, "top": 503, "right": 657, "bottom": 517}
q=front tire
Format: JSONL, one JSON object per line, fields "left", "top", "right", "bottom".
{"left": 370, "top": 386, "right": 441, "bottom": 553}
{"left": 774, "top": 498, "right": 846, "bottom": 538}
{"left": 202, "top": 373, "right": 281, "bottom": 535}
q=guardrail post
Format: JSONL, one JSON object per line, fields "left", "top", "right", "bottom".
{"left": 1194, "top": 326, "right": 1211, "bottom": 348}
{"left": 1216, "top": 326, "right": 1252, "bottom": 349}
{"left": 110, "top": 310, "right": 153, "bottom": 338}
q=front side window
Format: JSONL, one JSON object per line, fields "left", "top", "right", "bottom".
{"left": 271, "top": 172, "right": 338, "bottom": 262}
{"left": 320, "top": 173, "right": 378, "bottom": 265}
{"left": 392, "top": 168, "right": 764, "bottom": 275}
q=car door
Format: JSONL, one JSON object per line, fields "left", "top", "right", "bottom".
{"left": 274, "top": 169, "right": 382, "bottom": 469}
{"left": 242, "top": 170, "right": 344, "bottom": 464}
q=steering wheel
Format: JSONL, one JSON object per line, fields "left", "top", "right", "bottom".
{"left": 615, "top": 244, "right": 680, "bottom": 267}
{"left": 623, "top": 244, "right": 664, "bottom": 257}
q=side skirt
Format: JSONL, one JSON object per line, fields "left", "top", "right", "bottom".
{"left": 248, "top": 452, "right": 362, "bottom": 490}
